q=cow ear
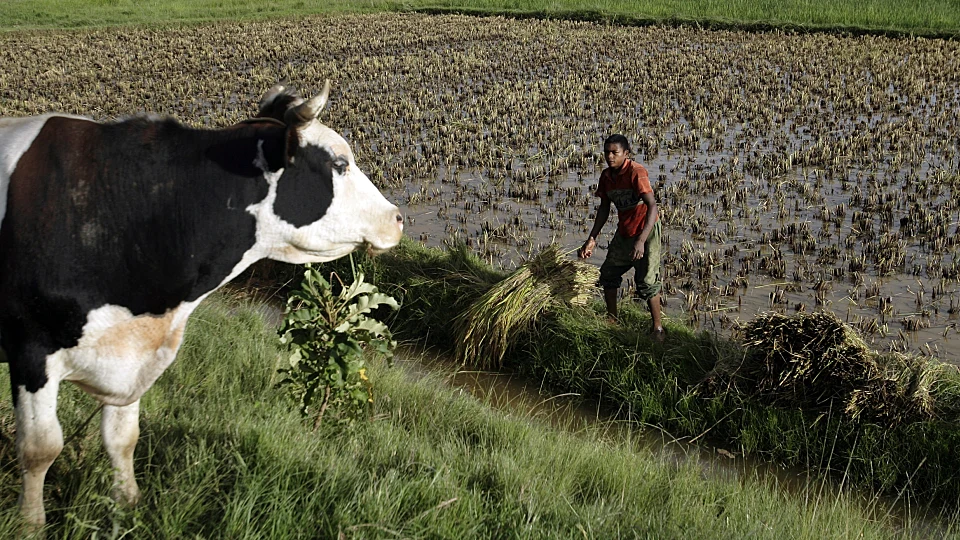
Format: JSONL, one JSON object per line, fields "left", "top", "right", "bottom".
{"left": 257, "top": 85, "right": 304, "bottom": 123}
{"left": 283, "top": 79, "right": 331, "bottom": 127}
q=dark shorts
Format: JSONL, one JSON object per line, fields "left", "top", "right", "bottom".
{"left": 598, "top": 221, "right": 662, "bottom": 300}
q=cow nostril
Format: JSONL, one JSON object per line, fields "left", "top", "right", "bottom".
{"left": 395, "top": 214, "right": 403, "bottom": 223}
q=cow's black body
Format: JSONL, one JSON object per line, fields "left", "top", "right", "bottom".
{"left": 0, "top": 116, "right": 329, "bottom": 396}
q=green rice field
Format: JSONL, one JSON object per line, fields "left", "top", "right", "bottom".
{"left": 1, "top": 0, "right": 958, "bottom": 36}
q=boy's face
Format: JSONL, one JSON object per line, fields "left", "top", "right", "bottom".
{"left": 604, "top": 143, "right": 628, "bottom": 170}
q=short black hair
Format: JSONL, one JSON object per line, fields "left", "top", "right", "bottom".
{"left": 604, "top": 134, "right": 631, "bottom": 153}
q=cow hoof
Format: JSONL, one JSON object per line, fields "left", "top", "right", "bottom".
{"left": 18, "top": 498, "right": 46, "bottom": 538}
{"left": 19, "top": 518, "right": 46, "bottom": 539}
{"left": 112, "top": 484, "right": 141, "bottom": 508}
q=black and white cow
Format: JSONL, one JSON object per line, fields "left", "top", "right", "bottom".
{"left": 0, "top": 81, "right": 403, "bottom": 527}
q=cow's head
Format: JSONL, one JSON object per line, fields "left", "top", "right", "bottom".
{"left": 252, "top": 81, "right": 403, "bottom": 263}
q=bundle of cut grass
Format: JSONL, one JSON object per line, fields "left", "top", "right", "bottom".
{"left": 845, "top": 352, "right": 937, "bottom": 425}
{"left": 706, "top": 311, "right": 937, "bottom": 425}
{"left": 740, "top": 311, "right": 873, "bottom": 405}
{"left": 454, "top": 244, "right": 599, "bottom": 369}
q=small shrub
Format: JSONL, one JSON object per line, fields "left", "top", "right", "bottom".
{"left": 277, "top": 264, "right": 399, "bottom": 427}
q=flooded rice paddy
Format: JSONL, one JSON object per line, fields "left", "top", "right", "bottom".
{"left": 1, "top": 13, "right": 959, "bottom": 361}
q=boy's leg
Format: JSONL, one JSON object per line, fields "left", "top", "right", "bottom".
{"left": 598, "top": 233, "right": 632, "bottom": 322}
{"left": 648, "top": 295, "right": 664, "bottom": 340}
{"left": 633, "top": 222, "right": 664, "bottom": 337}
{"left": 603, "top": 288, "right": 619, "bottom": 321}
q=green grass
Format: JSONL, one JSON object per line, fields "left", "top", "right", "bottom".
{"left": 312, "top": 239, "right": 960, "bottom": 521}
{"left": 0, "top": 0, "right": 957, "bottom": 36}
{"left": 0, "top": 294, "right": 929, "bottom": 537}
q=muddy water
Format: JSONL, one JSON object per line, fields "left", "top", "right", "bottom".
{"left": 350, "top": 21, "right": 960, "bottom": 367}
{"left": 392, "top": 346, "right": 949, "bottom": 536}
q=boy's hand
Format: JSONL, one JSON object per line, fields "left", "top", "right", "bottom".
{"left": 631, "top": 239, "right": 646, "bottom": 260}
{"left": 578, "top": 237, "right": 596, "bottom": 258}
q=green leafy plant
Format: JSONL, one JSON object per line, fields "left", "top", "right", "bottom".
{"left": 277, "top": 263, "right": 399, "bottom": 428}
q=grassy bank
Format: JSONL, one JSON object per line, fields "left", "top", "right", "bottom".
{"left": 0, "top": 294, "right": 923, "bottom": 537}
{"left": 316, "top": 240, "right": 960, "bottom": 519}
{"left": 0, "top": 0, "right": 957, "bottom": 36}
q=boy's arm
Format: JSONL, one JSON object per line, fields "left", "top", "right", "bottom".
{"left": 579, "top": 199, "right": 611, "bottom": 259}
{"left": 630, "top": 191, "right": 659, "bottom": 260}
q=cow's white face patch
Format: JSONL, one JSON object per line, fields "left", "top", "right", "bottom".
{"left": 248, "top": 120, "right": 403, "bottom": 264}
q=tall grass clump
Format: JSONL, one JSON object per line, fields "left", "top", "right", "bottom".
{"left": 339, "top": 240, "right": 507, "bottom": 347}
{"left": 706, "top": 311, "right": 937, "bottom": 425}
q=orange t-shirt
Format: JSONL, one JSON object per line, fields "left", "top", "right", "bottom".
{"left": 595, "top": 159, "right": 656, "bottom": 238}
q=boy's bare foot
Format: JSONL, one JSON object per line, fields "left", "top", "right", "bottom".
{"left": 651, "top": 326, "right": 666, "bottom": 342}
{"left": 605, "top": 315, "right": 619, "bottom": 325}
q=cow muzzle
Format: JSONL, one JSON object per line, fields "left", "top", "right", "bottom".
{"left": 366, "top": 209, "right": 403, "bottom": 254}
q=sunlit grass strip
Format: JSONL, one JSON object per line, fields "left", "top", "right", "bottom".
{"left": 454, "top": 245, "right": 597, "bottom": 368}
{"left": 1, "top": 0, "right": 958, "bottom": 36}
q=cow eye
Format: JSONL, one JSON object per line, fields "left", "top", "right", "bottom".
{"left": 333, "top": 158, "right": 348, "bottom": 176}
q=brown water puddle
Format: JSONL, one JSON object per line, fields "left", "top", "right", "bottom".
{"left": 392, "top": 345, "right": 952, "bottom": 537}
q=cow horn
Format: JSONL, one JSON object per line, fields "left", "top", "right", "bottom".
{"left": 285, "top": 79, "right": 331, "bottom": 126}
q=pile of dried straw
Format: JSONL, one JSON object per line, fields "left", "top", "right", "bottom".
{"left": 454, "top": 245, "right": 598, "bottom": 369}
{"left": 706, "top": 311, "right": 936, "bottom": 425}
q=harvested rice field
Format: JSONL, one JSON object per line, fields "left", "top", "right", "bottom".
{"left": 2, "top": 13, "right": 958, "bottom": 361}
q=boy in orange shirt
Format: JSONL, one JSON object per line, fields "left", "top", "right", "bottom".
{"left": 578, "top": 134, "right": 664, "bottom": 339}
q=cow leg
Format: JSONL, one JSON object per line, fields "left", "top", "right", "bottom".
{"left": 101, "top": 400, "right": 141, "bottom": 506}
{"left": 15, "top": 379, "right": 63, "bottom": 529}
